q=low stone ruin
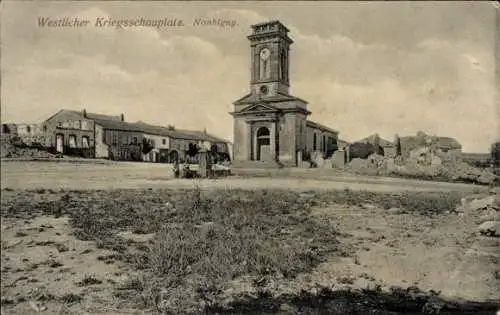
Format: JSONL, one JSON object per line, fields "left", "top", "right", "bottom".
{"left": 455, "top": 190, "right": 500, "bottom": 237}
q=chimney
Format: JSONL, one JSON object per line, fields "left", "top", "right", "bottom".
{"left": 203, "top": 127, "right": 207, "bottom": 135}
{"left": 83, "top": 109, "right": 87, "bottom": 118}
{"left": 120, "top": 113, "right": 124, "bottom": 122}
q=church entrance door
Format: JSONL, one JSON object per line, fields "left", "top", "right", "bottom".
{"left": 256, "top": 126, "right": 271, "bottom": 161}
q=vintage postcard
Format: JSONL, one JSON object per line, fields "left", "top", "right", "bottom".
{"left": 1, "top": 1, "right": 499, "bottom": 314}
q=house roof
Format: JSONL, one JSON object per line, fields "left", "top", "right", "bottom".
{"left": 399, "top": 133, "right": 462, "bottom": 150}
{"left": 94, "top": 119, "right": 231, "bottom": 143}
{"left": 93, "top": 119, "right": 148, "bottom": 133}
{"left": 133, "top": 121, "right": 229, "bottom": 142}
{"left": 435, "top": 137, "right": 462, "bottom": 149}
{"left": 46, "top": 109, "right": 123, "bottom": 123}
{"left": 306, "top": 120, "right": 338, "bottom": 134}
{"left": 357, "top": 134, "right": 394, "bottom": 147}
{"left": 337, "top": 139, "right": 350, "bottom": 147}
{"left": 174, "top": 129, "right": 231, "bottom": 144}
{"left": 82, "top": 111, "right": 122, "bottom": 122}
{"left": 46, "top": 109, "right": 231, "bottom": 144}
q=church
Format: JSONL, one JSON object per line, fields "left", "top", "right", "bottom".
{"left": 231, "top": 20, "right": 340, "bottom": 167}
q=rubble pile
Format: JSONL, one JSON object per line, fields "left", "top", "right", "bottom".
{"left": 448, "top": 162, "right": 497, "bottom": 185}
{"left": 0, "top": 134, "right": 55, "bottom": 159}
{"left": 310, "top": 151, "right": 326, "bottom": 168}
{"left": 345, "top": 155, "right": 382, "bottom": 176}
{"left": 344, "top": 152, "right": 498, "bottom": 185}
{"left": 455, "top": 190, "right": 500, "bottom": 237}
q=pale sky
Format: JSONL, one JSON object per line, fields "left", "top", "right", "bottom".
{"left": 1, "top": 1, "right": 498, "bottom": 153}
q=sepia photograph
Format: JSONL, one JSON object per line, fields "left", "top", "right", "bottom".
{"left": 1, "top": 1, "right": 499, "bottom": 314}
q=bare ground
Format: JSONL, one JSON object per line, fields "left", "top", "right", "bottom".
{"left": 1, "top": 162, "right": 499, "bottom": 314}
{"left": 0, "top": 161, "right": 489, "bottom": 193}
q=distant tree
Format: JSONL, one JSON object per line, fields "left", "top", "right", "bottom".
{"left": 394, "top": 134, "right": 402, "bottom": 156}
{"left": 142, "top": 138, "right": 154, "bottom": 155}
{"left": 210, "top": 143, "right": 218, "bottom": 154}
{"left": 186, "top": 143, "right": 200, "bottom": 157}
{"left": 492, "top": 142, "right": 500, "bottom": 168}
{"left": 373, "top": 134, "right": 382, "bottom": 155}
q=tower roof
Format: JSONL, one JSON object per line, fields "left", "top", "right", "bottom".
{"left": 250, "top": 20, "right": 290, "bottom": 33}
{"left": 248, "top": 20, "right": 293, "bottom": 44}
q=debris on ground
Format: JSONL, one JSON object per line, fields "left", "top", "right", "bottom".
{"left": 478, "top": 221, "right": 500, "bottom": 237}
{"left": 342, "top": 150, "right": 498, "bottom": 185}
{"left": 1, "top": 135, "right": 55, "bottom": 159}
{"left": 455, "top": 194, "right": 500, "bottom": 238}
{"left": 455, "top": 195, "right": 499, "bottom": 214}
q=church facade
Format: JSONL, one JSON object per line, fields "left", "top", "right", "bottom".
{"left": 231, "top": 21, "right": 339, "bottom": 167}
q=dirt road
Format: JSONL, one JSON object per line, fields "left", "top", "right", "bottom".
{"left": 1, "top": 161, "right": 489, "bottom": 193}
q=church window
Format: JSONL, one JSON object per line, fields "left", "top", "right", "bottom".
{"left": 313, "top": 133, "right": 317, "bottom": 151}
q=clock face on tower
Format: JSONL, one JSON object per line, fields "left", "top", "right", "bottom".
{"left": 260, "top": 85, "right": 269, "bottom": 95}
{"left": 260, "top": 48, "right": 270, "bottom": 60}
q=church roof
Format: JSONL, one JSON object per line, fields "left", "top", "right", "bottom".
{"left": 233, "top": 92, "right": 308, "bottom": 106}
{"left": 306, "top": 120, "right": 338, "bottom": 134}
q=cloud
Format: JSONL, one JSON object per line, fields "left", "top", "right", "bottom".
{"left": 294, "top": 75, "right": 496, "bottom": 152}
{"left": 209, "top": 8, "right": 268, "bottom": 25}
{"left": 1, "top": 3, "right": 497, "bottom": 153}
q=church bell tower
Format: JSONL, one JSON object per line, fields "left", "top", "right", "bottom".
{"left": 248, "top": 21, "right": 293, "bottom": 98}
{"left": 231, "top": 20, "right": 311, "bottom": 167}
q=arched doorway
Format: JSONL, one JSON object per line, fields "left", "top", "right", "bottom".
{"left": 256, "top": 126, "right": 270, "bottom": 161}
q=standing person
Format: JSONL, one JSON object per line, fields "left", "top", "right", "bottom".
{"left": 173, "top": 158, "right": 180, "bottom": 178}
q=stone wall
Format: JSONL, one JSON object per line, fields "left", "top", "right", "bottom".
{"left": 232, "top": 117, "right": 249, "bottom": 161}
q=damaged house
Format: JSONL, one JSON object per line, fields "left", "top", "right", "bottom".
{"left": 399, "top": 131, "right": 462, "bottom": 164}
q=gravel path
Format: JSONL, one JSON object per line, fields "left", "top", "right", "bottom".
{"left": 1, "top": 161, "right": 488, "bottom": 193}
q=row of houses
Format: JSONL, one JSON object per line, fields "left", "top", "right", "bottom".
{"left": 2, "top": 109, "right": 232, "bottom": 163}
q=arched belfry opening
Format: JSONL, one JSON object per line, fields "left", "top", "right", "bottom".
{"left": 280, "top": 48, "right": 287, "bottom": 81}
{"left": 259, "top": 47, "right": 271, "bottom": 80}
{"left": 256, "top": 126, "right": 270, "bottom": 161}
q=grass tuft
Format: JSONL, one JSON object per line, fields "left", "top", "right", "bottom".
{"left": 1, "top": 187, "right": 469, "bottom": 314}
